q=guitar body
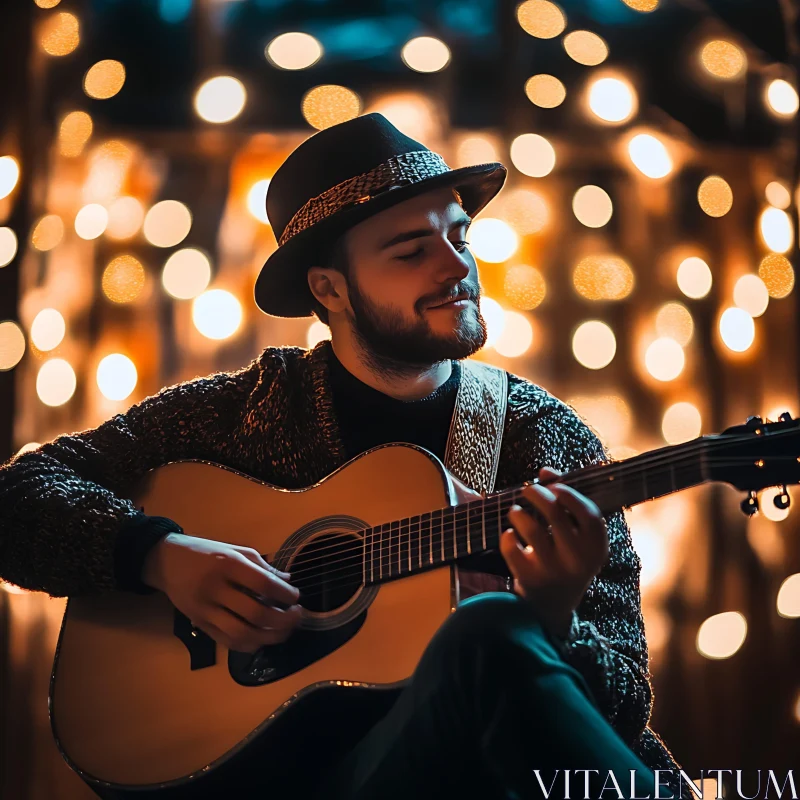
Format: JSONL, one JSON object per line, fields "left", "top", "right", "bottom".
{"left": 50, "top": 444, "right": 466, "bottom": 798}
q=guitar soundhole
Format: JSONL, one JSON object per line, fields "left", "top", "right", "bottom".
{"left": 291, "top": 532, "right": 363, "bottom": 613}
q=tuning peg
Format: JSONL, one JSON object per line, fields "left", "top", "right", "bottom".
{"left": 780, "top": 412, "right": 794, "bottom": 423}
{"left": 774, "top": 487, "right": 791, "bottom": 510}
{"left": 745, "top": 416, "right": 764, "bottom": 432}
{"left": 740, "top": 491, "right": 760, "bottom": 516}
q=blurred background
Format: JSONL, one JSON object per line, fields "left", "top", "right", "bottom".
{"left": 0, "top": 0, "right": 799, "bottom": 797}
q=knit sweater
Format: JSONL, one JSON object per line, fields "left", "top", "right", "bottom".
{"left": 0, "top": 339, "right": 684, "bottom": 787}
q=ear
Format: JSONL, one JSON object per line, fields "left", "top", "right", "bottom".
{"left": 308, "top": 265, "right": 349, "bottom": 315}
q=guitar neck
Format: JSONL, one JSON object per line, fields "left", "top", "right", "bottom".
{"left": 363, "top": 435, "right": 715, "bottom": 586}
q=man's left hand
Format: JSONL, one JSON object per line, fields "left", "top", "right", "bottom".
{"left": 499, "top": 466, "right": 610, "bottom": 640}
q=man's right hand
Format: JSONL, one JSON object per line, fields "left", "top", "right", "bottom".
{"left": 142, "top": 532, "right": 302, "bottom": 653}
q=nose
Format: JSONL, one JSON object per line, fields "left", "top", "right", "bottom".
{"left": 433, "top": 239, "right": 471, "bottom": 284}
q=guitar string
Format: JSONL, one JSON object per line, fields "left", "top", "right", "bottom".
{"left": 260, "top": 437, "right": 798, "bottom": 580}
{"left": 257, "top": 453, "right": 800, "bottom": 603}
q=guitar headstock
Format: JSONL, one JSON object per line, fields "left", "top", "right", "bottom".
{"left": 710, "top": 412, "right": 800, "bottom": 515}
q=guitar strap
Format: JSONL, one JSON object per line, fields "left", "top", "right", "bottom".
{"left": 444, "top": 359, "right": 509, "bottom": 496}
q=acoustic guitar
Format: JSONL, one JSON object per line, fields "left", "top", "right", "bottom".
{"left": 49, "top": 414, "right": 800, "bottom": 798}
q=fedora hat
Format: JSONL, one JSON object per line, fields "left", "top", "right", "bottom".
{"left": 254, "top": 113, "right": 507, "bottom": 317}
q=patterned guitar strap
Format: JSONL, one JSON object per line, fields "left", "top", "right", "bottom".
{"left": 444, "top": 359, "right": 510, "bottom": 602}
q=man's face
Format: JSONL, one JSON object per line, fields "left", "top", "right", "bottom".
{"left": 332, "top": 188, "right": 487, "bottom": 369}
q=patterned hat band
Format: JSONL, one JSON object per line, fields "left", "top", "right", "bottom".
{"left": 277, "top": 150, "right": 452, "bottom": 247}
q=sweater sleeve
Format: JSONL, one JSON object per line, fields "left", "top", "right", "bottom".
{"left": 0, "top": 360, "right": 262, "bottom": 598}
{"left": 504, "top": 385, "right": 654, "bottom": 745}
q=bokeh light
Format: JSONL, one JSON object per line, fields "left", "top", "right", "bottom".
{"left": 307, "top": 320, "right": 332, "bottom": 348}
{"left": 572, "top": 185, "right": 613, "bottom": 228}
{"left": 677, "top": 256, "right": 713, "bottom": 299}
{"left": 74, "top": 203, "right": 109, "bottom": 240}
{"left": 194, "top": 76, "right": 246, "bottom": 123}
{"left": 401, "top": 37, "right": 451, "bottom": 73}
{"left": 700, "top": 40, "right": 747, "bottom": 80}
{"left": 83, "top": 60, "right": 126, "bottom": 99}
{"left": 368, "top": 92, "right": 438, "bottom": 143}
{"left": 35, "top": 0, "right": 62, "bottom": 7}
{"left": 645, "top": 337, "right": 684, "bottom": 381}
{"left": 563, "top": 31, "right": 608, "bottom": 66}
{"left": 31, "top": 214, "right": 64, "bottom": 251}
{"left": 193, "top": 289, "right": 243, "bottom": 340}
{"left": 493, "top": 310, "right": 534, "bottom": 358}
{"left": 504, "top": 264, "right": 547, "bottom": 310}
{"left": 265, "top": 32, "right": 323, "bottom": 70}
{"left": 162, "top": 248, "right": 212, "bottom": 300}
{"left": 572, "top": 254, "right": 634, "bottom": 301}
{"left": 662, "top": 402, "right": 702, "bottom": 444}
{"left": 621, "top": 0, "right": 658, "bottom": 10}
{"left": 302, "top": 85, "right": 361, "bottom": 130}
{"left": 777, "top": 573, "right": 800, "bottom": 617}
{"left": 102, "top": 255, "right": 146, "bottom": 304}
{"left": 762, "top": 487, "right": 791, "bottom": 524}
{"left": 469, "top": 218, "right": 518, "bottom": 262}
{"left": 495, "top": 188, "right": 550, "bottom": 235}
{"left": 479, "top": 297, "right": 506, "bottom": 348}
{"left": 766, "top": 181, "right": 791, "bottom": 210}
{"left": 39, "top": 11, "right": 79, "bottom": 56}
{"left": 96, "top": 353, "right": 137, "bottom": 402}
{"left": 509, "top": 133, "right": 556, "bottom": 178}
{"left": 758, "top": 254, "right": 795, "bottom": 299}
{"left": 59, "top": 111, "right": 93, "bottom": 157}
{"left": 516, "top": 0, "right": 566, "bottom": 39}
{"left": 568, "top": 394, "right": 632, "bottom": 446}
{"left": 760, "top": 207, "right": 794, "bottom": 253}
{"left": 36, "top": 358, "right": 76, "bottom": 406}
{"left": 0, "top": 156, "right": 20, "bottom": 200}
{"left": 247, "top": 179, "right": 271, "bottom": 224}
{"left": 30, "top": 308, "right": 65, "bottom": 352}
{"left": 656, "top": 302, "right": 694, "bottom": 346}
{"left": 572, "top": 320, "right": 616, "bottom": 369}
{"left": 698, "top": 176, "right": 733, "bottom": 217}
{"left": 0, "top": 228, "right": 18, "bottom": 268}
{"left": 719, "top": 307, "right": 755, "bottom": 352}
{"left": 455, "top": 135, "right": 499, "bottom": 167}
{"left": 587, "top": 76, "right": 636, "bottom": 123}
{"left": 143, "top": 200, "right": 192, "bottom": 248}
{"left": 766, "top": 79, "right": 799, "bottom": 118}
{"left": 733, "top": 274, "right": 769, "bottom": 317}
{"left": 628, "top": 133, "right": 673, "bottom": 178}
{"left": 524, "top": 74, "right": 566, "bottom": 108}
{"left": 106, "top": 196, "right": 145, "bottom": 240}
{"left": 697, "top": 611, "right": 747, "bottom": 659}
{"left": 0, "top": 321, "right": 26, "bottom": 371}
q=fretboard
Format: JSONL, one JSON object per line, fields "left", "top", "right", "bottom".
{"left": 363, "top": 435, "right": 714, "bottom": 586}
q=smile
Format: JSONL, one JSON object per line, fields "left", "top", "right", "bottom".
{"left": 429, "top": 297, "right": 470, "bottom": 309}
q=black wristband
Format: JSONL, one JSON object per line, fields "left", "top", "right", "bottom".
{"left": 114, "top": 511, "right": 184, "bottom": 595}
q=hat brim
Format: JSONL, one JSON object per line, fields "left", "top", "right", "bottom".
{"left": 254, "top": 162, "right": 507, "bottom": 318}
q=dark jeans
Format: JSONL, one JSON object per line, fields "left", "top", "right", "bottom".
{"left": 313, "top": 592, "right": 661, "bottom": 800}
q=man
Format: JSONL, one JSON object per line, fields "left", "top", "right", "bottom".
{"left": 0, "top": 114, "right": 683, "bottom": 798}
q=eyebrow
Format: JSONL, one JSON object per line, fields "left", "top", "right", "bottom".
{"left": 379, "top": 214, "right": 472, "bottom": 251}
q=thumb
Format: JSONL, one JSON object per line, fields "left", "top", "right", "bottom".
{"left": 236, "top": 547, "right": 291, "bottom": 579}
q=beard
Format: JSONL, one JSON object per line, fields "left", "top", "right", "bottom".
{"left": 345, "top": 275, "right": 488, "bottom": 377}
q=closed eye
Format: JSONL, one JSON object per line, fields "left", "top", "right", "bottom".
{"left": 394, "top": 240, "right": 470, "bottom": 261}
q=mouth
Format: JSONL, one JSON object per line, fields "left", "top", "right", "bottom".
{"left": 429, "top": 294, "right": 471, "bottom": 310}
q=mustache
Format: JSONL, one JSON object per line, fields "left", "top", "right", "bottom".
{"left": 418, "top": 282, "right": 481, "bottom": 312}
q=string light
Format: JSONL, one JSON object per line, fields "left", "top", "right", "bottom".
{"left": 265, "top": 32, "right": 323, "bottom": 70}
{"left": 563, "top": 31, "right": 608, "bottom": 66}
{"left": 627, "top": 133, "right": 672, "bottom": 178}
{"left": 31, "top": 214, "right": 64, "bottom": 251}
{"left": 644, "top": 337, "right": 684, "bottom": 382}
{"left": 759, "top": 207, "right": 794, "bottom": 253}
{"left": 733, "top": 274, "right": 769, "bottom": 317}
{"left": 246, "top": 179, "right": 271, "bottom": 224}
{"left": 765, "top": 181, "right": 791, "bottom": 209}
{"left": 568, "top": 394, "right": 632, "bottom": 446}
{"left": 572, "top": 255, "right": 634, "bottom": 300}
{"left": 83, "top": 60, "right": 126, "bottom": 100}
{"left": 194, "top": 76, "right": 246, "bottom": 123}
{"left": 662, "top": 402, "right": 701, "bottom": 444}
{"left": 106, "top": 196, "right": 145, "bottom": 240}
{"left": 143, "top": 200, "right": 192, "bottom": 248}
{"left": 494, "top": 188, "right": 550, "bottom": 235}
{"left": 698, "top": 176, "right": 733, "bottom": 217}
{"left": 58, "top": 111, "right": 93, "bottom": 157}
{"left": 655, "top": 302, "right": 694, "bottom": 345}
{"left": 36, "top": 358, "right": 76, "bottom": 406}
{"left": 102, "top": 255, "right": 146, "bottom": 304}
{"left": 504, "top": 264, "right": 546, "bottom": 310}
{"left": 621, "top": 0, "right": 659, "bottom": 11}
{"left": 719, "top": 307, "right": 755, "bottom": 353}
{"left": 777, "top": 574, "right": 800, "bottom": 617}
{"left": 572, "top": 185, "right": 613, "bottom": 228}
{"left": 700, "top": 40, "right": 746, "bottom": 81}
{"left": 572, "top": 320, "right": 616, "bottom": 369}
{"left": 455, "top": 135, "right": 499, "bottom": 168}
{"left": 765, "top": 79, "right": 799, "bottom": 118}
{"left": 469, "top": 218, "right": 518, "bottom": 262}
{"left": 509, "top": 133, "right": 556, "bottom": 177}
{"left": 307, "top": 320, "right": 332, "bottom": 348}
{"left": 401, "top": 37, "right": 451, "bottom": 73}
{"left": 38, "top": 11, "right": 80, "bottom": 56}
{"left": 479, "top": 297, "right": 505, "bottom": 347}
{"left": 74, "top": 203, "right": 109, "bottom": 240}
{"left": 587, "top": 76, "right": 637, "bottom": 124}
{"left": 516, "top": 0, "right": 566, "bottom": 39}
{"left": 162, "top": 248, "right": 212, "bottom": 300}
{"left": 302, "top": 85, "right": 361, "bottom": 130}
{"left": 696, "top": 611, "right": 747, "bottom": 659}
{"left": 524, "top": 75, "right": 566, "bottom": 108}
{"left": 677, "top": 256, "right": 712, "bottom": 299}
{"left": 493, "top": 311, "right": 534, "bottom": 357}
{"left": 0, "top": 321, "right": 26, "bottom": 371}
{"left": 192, "top": 289, "right": 242, "bottom": 340}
